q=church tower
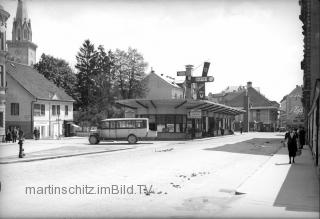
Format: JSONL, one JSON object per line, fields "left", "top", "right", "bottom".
{"left": 7, "top": 0, "right": 37, "bottom": 66}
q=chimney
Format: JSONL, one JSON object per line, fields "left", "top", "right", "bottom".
{"left": 185, "top": 65, "right": 193, "bottom": 76}
{"left": 247, "top": 81, "right": 252, "bottom": 88}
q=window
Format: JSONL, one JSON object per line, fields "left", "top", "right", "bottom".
{"left": 101, "top": 121, "right": 110, "bottom": 129}
{"left": 65, "top": 105, "right": 68, "bottom": 116}
{"left": 256, "top": 110, "right": 260, "bottom": 121}
{"left": 52, "top": 105, "right": 56, "bottom": 116}
{"left": 34, "top": 104, "right": 45, "bottom": 116}
{"left": 135, "top": 120, "right": 147, "bottom": 129}
{"left": 24, "top": 29, "right": 28, "bottom": 40}
{"left": 57, "top": 105, "right": 60, "bottom": 115}
{"left": 41, "top": 104, "right": 45, "bottom": 115}
{"left": 0, "top": 112, "right": 3, "bottom": 128}
{"left": 0, "top": 32, "right": 4, "bottom": 51}
{"left": 11, "top": 103, "right": 19, "bottom": 116}
{"left": 0, "top": 65, "right": 3, "bottom": 87}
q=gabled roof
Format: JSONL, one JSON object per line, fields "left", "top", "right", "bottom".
{"left": 288, "top": 85, "right": 302, "bottom": 97}
{"left": 213, "top": 86, "right": 278, "bottom": 108}
{"left": 145, "top": 71, "right": 183, "bottom": 89}
{"left": 6, "top": 61, "right": 74, "bottom": 102}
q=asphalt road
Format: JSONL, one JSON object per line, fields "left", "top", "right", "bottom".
{"left": 1, "top": 132, "right": 317, "bottom": 218}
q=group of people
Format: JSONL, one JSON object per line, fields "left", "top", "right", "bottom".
{"left": 284, "top": 127, "right": 306, "bottom": 164}
{"left": 5, "top": 127, "right": 22, "bottom": 143}
{"left": 4, "top": 127, "right": 25, "bottom": 158}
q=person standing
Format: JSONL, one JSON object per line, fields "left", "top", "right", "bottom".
{"left": 298, "top": 127, "right": 306, "bottom": 149}
{"left": 17, "top": 128, "right": 25, "bottom": 158}
{"left": 5, "top": 128, "right": 12, "bottom": 143}
{"left": 12, "top": 127, "right": 17, "bottom": 143}
{"left": 285, "top": 128, "right": 298, "bottom": 164}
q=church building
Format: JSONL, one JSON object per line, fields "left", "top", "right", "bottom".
{"left": 4, "top": 0, "right": 74, "bottom": 139}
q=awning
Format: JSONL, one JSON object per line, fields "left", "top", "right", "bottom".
{"left": 116, "top": 99, "right": 245, "bottom": 115}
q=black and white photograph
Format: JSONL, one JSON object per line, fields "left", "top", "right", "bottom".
{"left": 0, "top": 0, "right": 319, "bottom": 218}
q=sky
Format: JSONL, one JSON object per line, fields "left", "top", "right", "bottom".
{"left": 2, "top": 0, "right": 303, "bottom": 102}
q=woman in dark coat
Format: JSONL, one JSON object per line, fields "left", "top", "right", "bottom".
{"left": 285, "top": 129, "right": 298, "bottom": 164}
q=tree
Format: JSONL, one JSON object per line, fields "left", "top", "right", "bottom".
{"left": 34, "top": 53, "right": 78, "bottom": 102}
{"left": 75, "top": 39, "right": 98, "bottom": 111}
{"left": 114, "top": 47, "right": 148, "bottom": 99}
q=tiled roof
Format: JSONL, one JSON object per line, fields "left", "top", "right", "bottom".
{"left": 215, "top": 87, "right": 278, "bottom": 108}
{"left": 6, "top": 61, "right": 74, "bottom": 102}
{"left": 288, "top": 85, "right": 303, "bottom": 97}
{"left": 148, "top": 71, "right": 183, "bottom": 89}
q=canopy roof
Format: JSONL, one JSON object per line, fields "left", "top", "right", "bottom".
{"left": 116, "top": 99, "right": 245, "bottom": 115}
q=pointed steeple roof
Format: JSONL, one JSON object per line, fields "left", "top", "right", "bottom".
{"left": 15, "top": 0, "right": 29, "bottom": 24}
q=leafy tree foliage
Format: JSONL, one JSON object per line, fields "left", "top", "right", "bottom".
{"left": 34, "top": 53, "right": 78, "bottom": 102}
{"left": 73, "top": 41, "right": 149, "bottom": 126}
{"left": 114, "top": 47, "right": 148, "bottom": 99}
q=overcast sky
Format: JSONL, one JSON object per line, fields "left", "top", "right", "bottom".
{"left": 2, "top": 0, "right": 303, "bottom": 102}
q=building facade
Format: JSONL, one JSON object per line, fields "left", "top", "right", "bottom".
{"left": 299, "top": 0, "right": 320, "bottom": 168}
{"left": 210, "top": 82, "right": 279, "bottom": 132}
{"left": 5, "top": 61, "right": 74, "bottom": 139}
{"left": 0, "top": 4, "right": 10, "bottom": 141}
{"left": 143, "top": 70, "right": 184, "bottom": 99}
{"left": 279, "top": 85, "right": 304, "bottom": 129}
{"left": 4, "top": 0, "right": 74, "bottom": 139}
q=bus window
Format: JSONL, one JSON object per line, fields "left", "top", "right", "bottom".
{"left": 127, "top": 120, "right": 135, "bottom": 128}
{"left": 101, "top": 121, "right": 110, "bottom": 129}
{"left": 136, "top": 120, "right": 146, "bottom": 128}
{"left": 118, "top": 120, "right": 127, "bottom": 128}
{"left": 110, "top": 121, "right": 116, "bottom": 129}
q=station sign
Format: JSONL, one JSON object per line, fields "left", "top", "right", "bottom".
{"left": 188, "top": 109, "right": 202, "bottom": 119}
{"left": 191, "top": 76, "right": 214, "bottom": 83}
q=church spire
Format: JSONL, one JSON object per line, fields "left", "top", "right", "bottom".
{"left": 7, "top": 0, "right": 37, "bottom": 66}
{"left": 12, "top": 0, "right": 32, "bottom": 42}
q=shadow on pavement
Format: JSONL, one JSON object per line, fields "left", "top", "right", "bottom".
{"left": 204, "top": 138, "right": 282, "bottom": 156}
{"left": 273, "top": 150, "right": 319, "bottom": 212}
{"left": 92, "top": 142, "right": 153, "bottom": 146}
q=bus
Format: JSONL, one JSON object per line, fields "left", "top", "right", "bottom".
{"left": 88, "top": 118, "right": 156, "bottom": 144}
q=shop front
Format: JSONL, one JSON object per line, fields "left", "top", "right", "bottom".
{"left": 116, "top": 99, "right": 244, "bottom": 140}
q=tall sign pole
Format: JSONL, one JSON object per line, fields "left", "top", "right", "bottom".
{"left": 185, "top": 65, "right": 193, "bottom": 99}
{"left": 177, "top": 62, "right": 214, "bottom": 100}
{"left": 197, "top": 62, "right": 211, "bottom": 100}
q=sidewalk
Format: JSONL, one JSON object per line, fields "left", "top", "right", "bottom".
{"left": 222, "top": 145, "right": 319, "bottom": 218}
{"left": 0, "top": 144, "right": 135, "bottom": 164}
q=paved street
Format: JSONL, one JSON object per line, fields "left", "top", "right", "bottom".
{"left": 0, "top": 132, "right": 318, "bottom": 218}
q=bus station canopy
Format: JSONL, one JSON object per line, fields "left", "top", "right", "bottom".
{"left": 116, "top": 99, "right": 245, "bottom": 116}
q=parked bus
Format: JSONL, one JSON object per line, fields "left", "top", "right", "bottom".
{"left": 89, "top": 118, "right": 155, "bottom": 144}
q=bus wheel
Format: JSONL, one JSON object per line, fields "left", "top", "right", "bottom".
{"left": 128, "top": 134, "right": 137, "bottom": 144}
{"left": 89, "top": 135, "right": 99, "bottom": 145}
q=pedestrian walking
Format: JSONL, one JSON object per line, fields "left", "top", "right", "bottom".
{"left": 12, "top": 127, "right": 17, "bottom": 143}
{"left": 5, "top": 128, "right": 12, "bottom": 143}
{"left": 298, "top": 127, "right": 306, "bottom": 149}
{"left": 285, "top": 128, "right": 298, "bottom": 164}
{"left": 17, "top": 128, "right": 25, "bottom": 158}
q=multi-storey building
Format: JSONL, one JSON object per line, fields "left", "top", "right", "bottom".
{"left": 279, "top": 85, "right": 304, "bottom": 129}
{"left": 209, "top": 82, "right": 279, "bottom": 132}
{"left": 0, "top": 4, "right": 10, "bottom": 141}
{"left": 299, "top": 0, "right": 320, "bottom": 167}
